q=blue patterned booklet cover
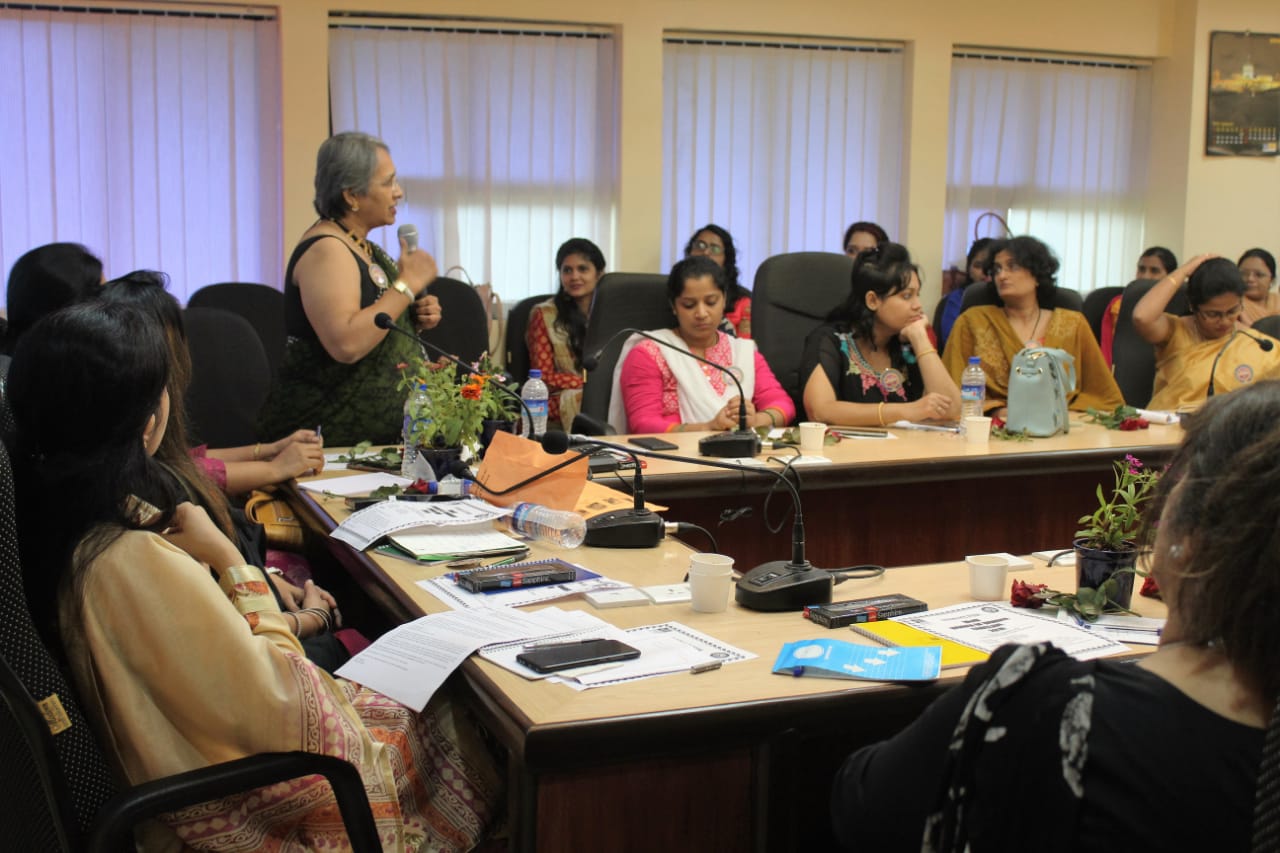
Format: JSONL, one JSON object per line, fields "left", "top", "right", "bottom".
{"left": 772, "top": 639, "right": 941, "bottom": 681}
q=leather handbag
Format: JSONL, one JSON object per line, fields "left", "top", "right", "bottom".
{"left": 244, "top": 488, "right": 304, "bottom": 551}
{"left": 1006, "top": 347, "right": 1076, "bottom": 437}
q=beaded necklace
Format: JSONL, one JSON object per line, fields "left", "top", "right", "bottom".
{"left": 839, "top": 332, "right": 913, "bottom": 400}
{"left": 324, "top": 217, "right": 396, "bottom": 289}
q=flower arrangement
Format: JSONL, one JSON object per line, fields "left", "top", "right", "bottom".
{"left": 1074, "top": 454, "right": 1161, "bottom": 552}
{"left": 1084, "top": 405, "right": 1150, "bottom": 431}
{"left": 397, "top": 352, "right": 518, "bottom": 456}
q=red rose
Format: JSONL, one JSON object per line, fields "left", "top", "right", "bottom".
{"left": 406, "top": 479, "right": 432, "bottom": 494}
{"left": 1010, "top": 579, "right": 1049, "bottom": 609}
{"left": 1140, "top": 575, "right": 1162, "bottom": 599}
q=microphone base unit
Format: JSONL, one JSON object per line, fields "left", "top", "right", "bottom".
{"left": 699, "top": 430, "right": 762, "bottom": 458}
{"left": 584, "top": 509, "right": 666, "bottom": 549}
{"left": 735, "top": 560, "right": 834, "bottom": 612}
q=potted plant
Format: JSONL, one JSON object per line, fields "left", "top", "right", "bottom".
{"left": 1071, "top": 454, "right": 1160, "bottom": 609}
{"left": 397, "top": 353, "right": 518, "bottom": 476}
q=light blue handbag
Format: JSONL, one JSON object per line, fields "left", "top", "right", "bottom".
{"left": 1005, "top": 347, "right": 1076, "bottom": 437}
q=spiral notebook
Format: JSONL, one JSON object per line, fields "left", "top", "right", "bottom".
{"left": 847, "top": 620, "right": 990, "bottom": 669}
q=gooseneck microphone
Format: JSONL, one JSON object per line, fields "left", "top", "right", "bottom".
{"left": 397, "top": 223, "right": 419, "bottom": 253}
{"left": 373, "top": 312, "right": 536, "bottom": 436}
{"left": 541, "top": 433, "right": 665, "bottom": 548}
{"left": 1205, "top": 328, "right": 1275, "bottom": 398}
{"left": 545, "top": 433, "right": 833, "bottom": 611}
{"left": 582, "top": 328, "right": 762, "bottom": 458}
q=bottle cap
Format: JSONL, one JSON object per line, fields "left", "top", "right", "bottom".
{"left": 967, "top": 356, "right": 980, "bottom": 364}
{"left": 528, "top": 369, "right": 542, "bottom": 378}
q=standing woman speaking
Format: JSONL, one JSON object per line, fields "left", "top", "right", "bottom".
{"left": 259, "top": 132, "right": 442, "bottom": 446}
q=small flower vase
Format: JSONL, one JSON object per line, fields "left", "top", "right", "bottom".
{"left": 415, "top": 445, "right": 463, "bottom": 481}
{"left": 479, "top": 419, "right": 516, "bottom": 456}
{"left": 1073, "top": 538, "right": 1138, "bottom": 609}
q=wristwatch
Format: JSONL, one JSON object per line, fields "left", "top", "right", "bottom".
{"left": 391, "top": 279, "right": 415, "bottom": 300}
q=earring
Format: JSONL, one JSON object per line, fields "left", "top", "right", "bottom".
{"left": 1168, "top": 544, "right": 1183, "bottom": 559}
{"left": 351, "top": 205, "right": 359, "bottom": 212}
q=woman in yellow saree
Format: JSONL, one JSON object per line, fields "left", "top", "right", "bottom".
{"left": 1134, "top": 254, "right": 1280, "bottom": 410}
{"left": 941, "top": 236, "right": 1123, "bottom": 415}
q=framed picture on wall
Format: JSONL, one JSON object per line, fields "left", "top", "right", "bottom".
{"left": 1207, "top": 31, "right": 1280, "bottom": 156}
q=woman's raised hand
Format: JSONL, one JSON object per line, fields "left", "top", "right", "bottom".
{"left": 161, "top": 503, "right": 243, "bottom": 571}
{"left": 398, "top": 239, "right": 439, "bottom": 294}
{"left": 271, "top": 440, "right": 326, "bottom": 481}
{"left": 898, "top": 316, "right": 932, "bottom": 350}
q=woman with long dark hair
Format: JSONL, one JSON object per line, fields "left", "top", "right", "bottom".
{"left": 10, "top": 302, "right": 501, "bottom": 851}
{"left": 683, "top": 224, "right": 752, "bottom": 338}
{"left": 526, "top": 237, "right": 606, "bottom": 430}
{"left": 801, "top": 243, "right": 959, "bottom": 426}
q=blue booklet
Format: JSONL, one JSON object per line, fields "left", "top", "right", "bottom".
{"left": 772, "top": 638, "right": 941, "bottom": 682}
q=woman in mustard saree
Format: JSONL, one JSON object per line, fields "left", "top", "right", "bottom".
{"left": 941, "top": 236, "right": 1123, "bottom": 415}
{"left": 1134, "top": 254, "right": 1280, "bottom": 410}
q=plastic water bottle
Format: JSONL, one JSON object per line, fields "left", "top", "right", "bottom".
{"left": 505, "top": 502, "right": 586, "bottom": 548}
{"left": 960, "top": 357, "right": 987, "bottom": 420}
{"left": 520, "top": 369, "right": 549, "bottom": 437}
{"left": 401, "top": 382, "right": 436, "bottom": 482}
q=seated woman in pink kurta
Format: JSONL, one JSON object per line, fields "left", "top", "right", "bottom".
{"left": 610, "top": 256, "right": 794, "bottom": 434}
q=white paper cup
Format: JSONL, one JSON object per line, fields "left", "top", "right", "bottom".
{"left": 967, "top": 554, "right": 1009, "bottom": 600}
{"left": 963, "top": 416, "right": 993, "bottom": 445}
{"left": 799, "top": 422, "right": 827, "bottom": 454}
{"left": 689, "top": 553, "right": 734, "bottom": 613}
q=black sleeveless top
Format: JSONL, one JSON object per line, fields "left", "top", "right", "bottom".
{"left": 257, "top": 235, "right": 419, "bottom": 446}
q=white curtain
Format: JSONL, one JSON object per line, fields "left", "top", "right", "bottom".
{"left": 0, "top": 6, "right": 282, "bottom": 303}
{"left": 945, "top": 54, "right": 1152, "bottom": 292}
{"left": 663, "top": 38, "right": 904, "bottom": 287}
{"left": 329, "top": 25, "right": 619, "bottom": 302}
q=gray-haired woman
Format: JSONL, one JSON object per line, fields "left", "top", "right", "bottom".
{"left": 259, "top": 132, "right": 441, "bottom": 445}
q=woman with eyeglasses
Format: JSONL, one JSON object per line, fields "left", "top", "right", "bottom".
{"left": 1238, "top": 248, "right": 1278, "bottom": 327}
{"left": 258, "top": 132, "right": 441, "bottom": 446}
{"left": 683, "top": 224, "right": 752, "bottom": 338}
{"left": 1134, "top": 255, "right": 1280, "bottom": 410}
{"left": 941, "top": 236, "right": 1123, "bottom": 416}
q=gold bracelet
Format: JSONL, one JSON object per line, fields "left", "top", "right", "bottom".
{"left": 391, "top": 280, "right": 415, "bottom": 301}
{"left": 763, "top": 408, "right": 780, "bottom": 427}
{"left": 877, "top": 401, "right": 887, "bottom": 426}
{"left": 915, "top": 348, "right": 938, "bottom": 359}
{"left": 284, "top": 611, "right": 300, "bottom": 636}
{"left": 252, "top": 442, "right": 261, "bottom": 460}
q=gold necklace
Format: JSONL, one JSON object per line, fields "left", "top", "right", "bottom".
{"left": 326, "top": 217, "right": 372, "bottom": 259}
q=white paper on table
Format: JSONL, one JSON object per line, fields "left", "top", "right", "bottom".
{"left": 331, "top": 498, "right": 511, "bottom": 550}
{"left": 322, "top": 452, "right": 350, "bottom": 471}
{"left": 390, "top": 525, "right": 525, "bottom": 559}
{"left": 894, "top": 602, "right": 1126, "bottom": 661}
{"left": 1136, "top": 408, "right": 1180, "bottom": 425}
{"left": 480, "top": 621, "right": 756, "bottom": 689}
{"left": 298, "top": 471, "right": 410, "bottom": 496}
{"left": 1055, "top": 609, "right": 1165, "bottom": 645}
{"left": 420, "top": 573, "right": 630, "bottom": 610}
{"left": 781, "top": 455, "right": 833, "bottom": 466}
{"left": 335, "top": 606, "right": 601, "bottom": 710}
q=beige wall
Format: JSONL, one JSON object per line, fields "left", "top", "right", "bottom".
{"left": 270, "top": 0, "right": 1255, "bottom": 300}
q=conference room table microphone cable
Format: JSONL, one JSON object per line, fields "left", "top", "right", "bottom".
{"left": 581, "top": 328, "right": 762, "bottom": 458}
{"left": 373, "top": 312, "right": 536, "bottom": 437}
{"left": 543, "top": 433, "right": 841, "bottom": 611}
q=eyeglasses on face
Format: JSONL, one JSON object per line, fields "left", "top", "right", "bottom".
{"left": 692, "top": 240, "right": 724, "bottom": 256}
{"left": 1196, "top": 304, "right": 1243, "bottom": 322}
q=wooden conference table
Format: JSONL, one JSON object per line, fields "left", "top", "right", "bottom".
{"left": 600, "top": 419, "right": 1184, "bottom": 570}
{"left": 294, "top": 476, "right": 1167, "bottom": 852}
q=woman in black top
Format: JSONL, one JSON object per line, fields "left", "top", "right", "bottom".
{"left": 831, "top": 381, "right": 1280, "bottom": 851}
{"left": 801, "top": 242, "right": 959, "bottom": 426}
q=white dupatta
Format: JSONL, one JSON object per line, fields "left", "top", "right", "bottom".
{"left": 607, "top": 329, "right": 757, "bottom": 433}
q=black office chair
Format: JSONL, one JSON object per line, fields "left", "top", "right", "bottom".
{"left": 959, "top": 280, "right": 1086, "bottom": 314}
{"left": 1112, "top": 278, "right": 1189, "bottom": 408}
{"left": 184, "top": 307, "right": 273, "bottom": 447}
{"left": 187, "top": 283, "right": 286, "bottom": 380}
{"left": 0, "top": 437, "right": 381, "bottom": 852}
{"left": 579, "top": 272, "right": 673, "bottom": 430}
{"left": 1082, "top": 286, "right": 1124, "bottom": 344}
{"left": 504, "top": 293, "right": 554, "bottom": 387}
{"left": 419, "top": 277, "right": 490, "bottom": 365}
{"left": 752, "top": 252, "right": 854, "bottom": 417}
{"left": 1251, "top": 315, "right": 1280, "bottom": 340}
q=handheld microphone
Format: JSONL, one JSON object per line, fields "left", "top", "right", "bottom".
{"left": 397, "top": 223, "right": 419, "bottom": 253}
{"left": 545, "top": 433, "right": 832, "bottom": 611}
{"left": 373, "top": 312, "right": 536, "bottom": 437}
{"left": 582, "top": 328, "right": 762, "bottom": 459}
{"left": 1206, "top": 329, "right": 1275, "bottom": 398}
{"left": 541, "top": 433, "right": 664, "bottom": 548}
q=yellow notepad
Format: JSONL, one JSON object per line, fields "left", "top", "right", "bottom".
{"left": 848, "top": 620, "right": 990, "bottom": 668}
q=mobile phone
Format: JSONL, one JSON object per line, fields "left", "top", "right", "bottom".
{"left": 344, "top": 493, "right": 436, "bottom": 510}
{"left": 630, "top": 436, "right": 679, "bottom": 451}
{"left": 516, "top": 639, "right": 641, "bottom": 673}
